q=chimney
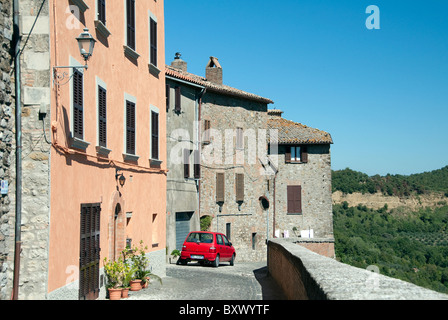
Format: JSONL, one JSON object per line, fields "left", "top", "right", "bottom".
{"left": 268, "top": 109, "right": 283, "bottom": 117}
{"left": 205, "top": 56, "right": 223, "bottom": 85}
{"left": 171, "top": 52, "right": 187, "bottom": 72}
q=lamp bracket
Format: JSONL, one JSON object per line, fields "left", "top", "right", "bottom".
{"left": 52, "top": 65, "right": 88, "bottom": 86}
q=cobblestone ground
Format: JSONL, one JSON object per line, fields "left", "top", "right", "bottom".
{"left": 124, "top": 261, "right": 286, "bottom": 300}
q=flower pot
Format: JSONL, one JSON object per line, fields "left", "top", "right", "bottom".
{"left": 130, "top": 279, "right": 142, "bottom": 291}
{"left": 108, "top": 288, "right": 122, "bottom": 300}
{"left": 121, "top": 288, "right": 129, "bottom": 298}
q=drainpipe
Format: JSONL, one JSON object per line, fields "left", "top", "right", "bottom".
{"left": 12, "top": 0, "right": 22, "bottom": 300}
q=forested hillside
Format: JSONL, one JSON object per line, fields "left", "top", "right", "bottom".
{"left": 332, "top": 166, "right": 448, "bottom": 197}
{"left": 332, "top": 166, "right": 448, "bottom": 294}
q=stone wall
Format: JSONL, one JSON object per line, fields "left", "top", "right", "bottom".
{"left": 268, "top": 239, "right": 448, "bottom": 300}
{"left": 200, "top": 91, "right": 270, "bottom": 262}
{"left": 4, "top": 0, "right": 51, "bottom": 300}
{"left": 268, "top": 144, "right": 333, "bottom": 239}
{"left": 0, "top": 0, "right": 13, "bottom": 301}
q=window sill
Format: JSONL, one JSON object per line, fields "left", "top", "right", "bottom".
{"left": 123, "top": 153, "right": 140, "bottom": 162}
{"left": 124, "top": 45, "right": 140, "bottom": 60}
{"left": 150, "top": 158, "right": 163, "bottom": 165}
{"left": 148, "top": 63, "right": 160, "bottom": 77}
{"left": 94, "top": 20, "right": 111, "bottom": 38}
{"left": 96, "top": 145, "right": 111, "bottom": 156}
{"left": 287, "top": 213, "right": 303, "bottom": 216}
{"left": 70, "top": 0, "right": 89, "bottom": 12}
{"left": 71, "top": 137, "right": 90, "bottom": 150}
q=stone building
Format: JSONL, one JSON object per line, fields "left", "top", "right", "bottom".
{"left": 0, "top": 0, "right": 13, "bottom": 301}
{"left": 166, "top": 55, "right": 275, "bottom": 262}
{"left": 267, "top": 109, "right": 335, "bottom": 257}
{"left": 4, "top": 0, "right": 167, "bottom": 300}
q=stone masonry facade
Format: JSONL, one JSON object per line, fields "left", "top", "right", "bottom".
{"left": 0, "top": 0, "right": 13, "bottom": 301}
{"left": 2, "top": 0, "right": 51, "bottom": 300}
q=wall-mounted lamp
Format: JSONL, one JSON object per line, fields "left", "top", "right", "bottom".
{"left": 115, "top": 169, "right": 126, "bottom": 187}
{"left": 53, "top": 28, "right": 96, "bottom": 85}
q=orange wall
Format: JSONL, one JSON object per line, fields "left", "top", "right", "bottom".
{"left": 48, "top": 0, "right": 166, "bottom": 293}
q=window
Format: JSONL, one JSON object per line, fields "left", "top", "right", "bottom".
{"left": 216, "top": 172, "right": 225, "bottom": 202}
{"left": 236, "top": 127, "right": 243, "bottom": 149}
{"left": 73, "top": 69, "right": 84, "bottom": 140}
{"left": 285, "top": 145, "right": 308, "bottom": 163}
{"left": 222, "top": 235, "right": 230, "bottom": 246}
{"left": 125, "top": 100, "right": 136, "bottom": 155}
{"left": 287, "top": 185, "right": 302, "bottom": 214}
{"left": 183, "top": 149, "right": 190, "bottom": 179}
{"left": 151, "top": 111, "right": 159, "bottom": 159}
{"left": 149, "top": 17, "right": 157, "bottom": 66}
{"left": 174, "top": 87, "right": 181, "bottom": 112}
{"left": 226, "top": 223, "right": 231, "bottom": 241}
{"left": 216, "top": 234, "right": 223, "bottom": 245}
{"left": 97, "top": 0, "right": 106, "bottom": 25}
{"left": 193, "top": 150, "right": 200, "bottom": 179}
{"left": 98, "top": 85, "right": 107, "bottom": 147}
{"left": 126, "top": 0, "right": 136, "bottom": 50}
{"left": 165, "top": 84, "right": 170, "bottom": 112}
{"left": 235, "top": 173, "right": 244, "bottom": 202}
{"left": 252, "top": 233, "right": 257, "bottom": 250}
{"left": 203, "top": 120, "right": 211, "bottom": 143}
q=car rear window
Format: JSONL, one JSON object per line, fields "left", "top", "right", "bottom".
{"left": 186, "top": 232, "right": 214, "bottom": 243}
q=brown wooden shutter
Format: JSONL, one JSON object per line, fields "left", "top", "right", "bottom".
{"left": 301, "top": 146, "right": 308, "bottom": 163}
{"left": 285, "top": 146, "right": 291, "bottom": 163}
{"left": 126, "top": 101, "right": 135, "bottom": 154}
{"left": 151, "top": 111, "right": 159, "bottom": 159}
{"left": 126, "top": 0, "right": 136, "bottom": 50}
{"left": 73, "top": 70, "right": 83, "bottom": 139}
{"left": 287, "top": 185, "right": 302, "bottom": 214}
{"left": 194, "top": 150, "right": 201, "bottom": 179}
{"left": 216, "top": 173, "right": 225, "bottom": 202}
{"left": 166, "top": 84, "right": 170, "bottom": 112}
{"left": 203, "top": 120, "right": 211, "bottom": 143}
{"left": 236, "top": 173, "right": 244, "bottom": 202}
{"left": 183, "top": 149, "right": 190, "bottom": 178}
{"left": 236, "top": 127, "right": 243, "bottom": 149}
{"left": 79, "top": 203, "right": 101, "bottom": 300}
{"left": 175, "top": 87, "right": 181, "bottom": 112}
{"left": 98, "top": 86, "right": 107, "bottom": 147}
{"left": 150, "top": 17, "right": 157, "bottom": 66}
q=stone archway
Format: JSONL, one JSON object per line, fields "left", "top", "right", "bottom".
{"left": 109, "top": 191, "right": 126, "bottom": 260}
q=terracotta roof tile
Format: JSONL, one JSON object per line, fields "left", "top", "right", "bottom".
{"left": 165, "top": 65, "right": 274, "bottom": 104}
{"left": 268, "top": 115, "right": 333, "bottom": 145}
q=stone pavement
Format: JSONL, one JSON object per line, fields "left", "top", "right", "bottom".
{"left": 124, "top": 261, "right": 286, "bottom": 300}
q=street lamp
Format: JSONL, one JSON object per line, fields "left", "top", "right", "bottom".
{"left": 53, "top": 28, "right": 96, "bottom": 85}
{"left": 76, "top": 28, "right": 96, "bottom": 62}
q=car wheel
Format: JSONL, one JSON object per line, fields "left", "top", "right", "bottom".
{"left": 230, "top": 254, "right": 235, "bottom": 266}
{"left": 213, "top": 255, "right": 220, "bottom": 268}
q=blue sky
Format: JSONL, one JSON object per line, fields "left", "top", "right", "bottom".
{"left": 164, "top": 0, "right": 448, "bottom": 176}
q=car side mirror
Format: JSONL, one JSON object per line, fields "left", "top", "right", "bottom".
{"left": 229, "top": 242, "right": 232, "bottom": 246}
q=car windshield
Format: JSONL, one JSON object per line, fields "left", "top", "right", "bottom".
{"left": 186, "top": 232, "right": 214, "bottom": 244}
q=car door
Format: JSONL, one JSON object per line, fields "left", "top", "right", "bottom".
{"left": 222, "top": 235, "right": 232, "bottom": 260}
{"left": 216, "top": 234, "right": 227, "bottom": 260}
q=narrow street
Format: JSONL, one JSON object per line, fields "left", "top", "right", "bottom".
{"left": 124, "top": 262, "right": 286, "bottom": 300}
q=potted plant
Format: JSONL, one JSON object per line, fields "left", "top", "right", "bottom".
{"left": 170, "top": 249, "right": 181, "bottom": 264}
{"left": 129, "top": 240, "right": 162, "bottom": 289}
{"left": 121, "top": 261, "right": 137, "bottom": 298}
{"left": 103, "top": 257, "right": 125, "bottom": 300}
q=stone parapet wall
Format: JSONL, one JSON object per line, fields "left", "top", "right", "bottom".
{"left": 268, "top": 239, "right": 448, "bottom": 300}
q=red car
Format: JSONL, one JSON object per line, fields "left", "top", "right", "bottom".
{"left": 178, "top": 231, "right": 236, "bottom": 267}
